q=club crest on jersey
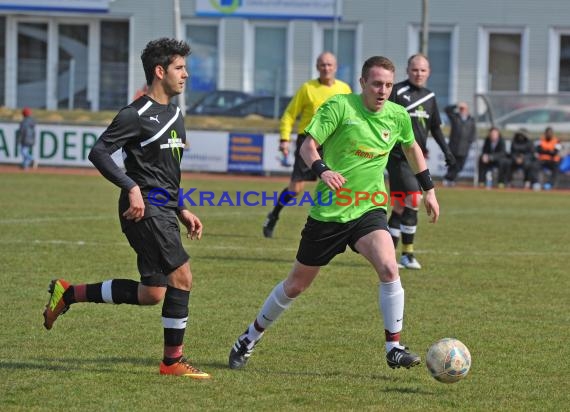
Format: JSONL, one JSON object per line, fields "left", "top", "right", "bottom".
{"left": 381, "top": 130, "right": 391, "bottom": 141}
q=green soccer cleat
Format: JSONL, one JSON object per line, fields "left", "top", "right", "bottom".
{"left": 43, "top": 279, "right": 71, "bottom": 330}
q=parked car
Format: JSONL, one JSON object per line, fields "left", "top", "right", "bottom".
{"left": 480, "top": 105, "right": 570, "bottom": 133}
{"left": 187, "top": 90, "right": 251, "bottom": 115}
{"left": 220, "top": 96, "right": 291, "bottom": 119}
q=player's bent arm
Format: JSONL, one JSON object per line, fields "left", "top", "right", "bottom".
{"left": 299, "top": 134, "right": 322, "bottom": 167}
{"left": 402, "top": 141, "right": 439, "bottom": 223}
{"left": 299, "top": 135, "right": 346, "bottom": 191}
{"left": 88, "top": 139, "right": 137, "bottom": 191}
{"left": 402, "top": 141, "right": 428, "bottom": 174}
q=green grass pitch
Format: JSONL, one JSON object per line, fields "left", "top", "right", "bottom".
{"left": 0, "top": 171, "right": 569, "bottom": 411}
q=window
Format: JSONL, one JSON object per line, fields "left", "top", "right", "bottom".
{"left": 187, "top": 24, "right": 218, "bottom": 101}
{"left": 324, "top": 28, "right": 356, "bottom": 90}
{"left": 478, "top": 27, "right": 527, "bottom": 94}
{"left": 17, "top": 22, "right": 48, "bottom": 108}
{"left": 99, "top": 21, "right": 129, "bottom": 110}
{"left": 488, "top": 33, "right": 521, "bottom": 91}
{"left": 559, "top": 35, "right": 570, "bottom": 91}
{"left": 254, "top": 26, "right": 286, "bottom": 96}
{"left": 58, "top": 24, "right": 89, "bottom": 109}
{"left": 0, "top": 17, "right": 4, "bottom": 106}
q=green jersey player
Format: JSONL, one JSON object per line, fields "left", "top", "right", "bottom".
{"left": 229, "top": 56, "right": 440, "bottom": 371}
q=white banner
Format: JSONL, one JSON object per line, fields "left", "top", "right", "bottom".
{"left": 0, "top": 122, "right": 467, "bottom": 177}
{"left": 195, "top": 0, "right": 337, "bottom": 20}
{"left": 181, "top": 131, "right": 228, "bottom": 172}
{"left": 0, "top": 0, "right": 109, "bottom": 13}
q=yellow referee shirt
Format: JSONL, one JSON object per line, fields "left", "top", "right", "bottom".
{"left": 280, "top": 78, "right": 351, "bottom": 141}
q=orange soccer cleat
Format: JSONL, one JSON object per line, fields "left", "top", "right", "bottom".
{"left": 159, "top": 358, "right": 211, "bottom": 379}
{"left": 43, "top": 279, "right": 71, "bottom": 330}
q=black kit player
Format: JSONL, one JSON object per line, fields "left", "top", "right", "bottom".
{"left": 42, "top": 38, "right": 210, "bottom": 378}
{"left": 387, "top": 53, "right": 455, "bottom": 270}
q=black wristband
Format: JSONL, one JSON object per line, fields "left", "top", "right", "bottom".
{"left": 415, "top": 169, "right": 434, "bottom": 191}
{"left": 311, "top": 159, "right": 330, "bottom": 177}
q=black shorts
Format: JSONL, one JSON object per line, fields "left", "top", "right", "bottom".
{"left": 387, "top": 157, "right": 420, "bottom": 193}
{"left": 296, "top": 208, "right": 388, "bottom": 266}
{"left": 123, "top": 211, "right": 189, "bottom": 287}
{"left": 290, "top": 134, "right": 323, "bottom": 182}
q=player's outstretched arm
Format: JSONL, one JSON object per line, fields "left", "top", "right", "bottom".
{"left": 402, "top": 141, "right": 439, "bottom": 223}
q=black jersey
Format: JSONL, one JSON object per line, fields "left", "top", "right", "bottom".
{"left": 388, "top": 79, "right": 443, "bottom": 161}
{"left": 89, "top": 95, "right": 186, "bottom": 228}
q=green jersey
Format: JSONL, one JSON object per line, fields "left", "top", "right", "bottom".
{"left": 304, "top": 93, "right": 415, "bottom": 222}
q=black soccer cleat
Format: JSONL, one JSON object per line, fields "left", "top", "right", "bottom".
{"left": 229, "top": 333, "right": 259, "bottom": 370}
{"left": 262, "top": 212, "right": 278, "bottom": 238}
{"left": 386, "top": 346, "right": 421, "bottom": 369}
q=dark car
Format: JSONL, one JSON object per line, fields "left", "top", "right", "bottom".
{"left": 187, "top": 90, "right": 251, "bottom": 115}
{"left": 221, "top": 96, "right": 291, "bottom": 119}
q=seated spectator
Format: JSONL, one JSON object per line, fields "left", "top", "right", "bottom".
{"left": 536, "top": 126, "right": 562, "bottom": 190}
{"left": 501, "top": 129, "right": 539, "bottom": 189}
{"left": 478, "top": 127, "right": 508, "bottom": 188}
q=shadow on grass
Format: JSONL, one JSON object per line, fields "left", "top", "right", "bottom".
{"left": 198, "top": 362, "right": 431, "bottom": 391}
{"left": 0, "top": 356, "right": 155, "bottom": 373}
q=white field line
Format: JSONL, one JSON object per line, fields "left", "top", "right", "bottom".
{"left": 0, "top": 210, "right": 267, "bottom": 225}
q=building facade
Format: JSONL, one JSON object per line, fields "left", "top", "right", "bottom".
{"left": 1, "top": 0, "right": 569, "bottom": 113}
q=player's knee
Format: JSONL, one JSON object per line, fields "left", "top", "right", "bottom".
{"left": 405, "top": 193, "right": 421, "bottom": 210}
{"left": 283, "top": 275, "right": 314, "bottom": 298}
{"left": 401, "top": 207, "right": 418, "bottom": 227}
{"left": 283, "top": 280, "right": 308, "bottom": 298}
{"left": 168, "top": 262, "right": 193, "bottom": 291}
{"left": 378, "top": 261, "right": 400, "bottom": 283}
{"left": 139, "top": 286, "right": 165, "bottom": 305}
{"left": 289, "top": 181, "right": 304, "bottom": 193}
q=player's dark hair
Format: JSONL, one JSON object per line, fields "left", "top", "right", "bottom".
{"left": 361, "top": 56, "right": 395, "bottom": 79}
{"left": 141, "top": 38, "right": 191, "bottom": 85}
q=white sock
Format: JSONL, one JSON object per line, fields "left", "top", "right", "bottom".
{"left": 247, "top": 281, "right": 294, "bottom": 342}
{"left": 380, "top": 279, "right": 405, "bottom": 352}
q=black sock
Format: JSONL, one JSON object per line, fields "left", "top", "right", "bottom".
{"left": 271, "top": 188, "right": 297, "bottom": 217}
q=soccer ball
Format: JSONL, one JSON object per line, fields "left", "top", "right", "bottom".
{"left": 426, "top": 338, "right": 471, "bottom": 383}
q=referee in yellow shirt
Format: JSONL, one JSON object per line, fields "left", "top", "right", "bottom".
{"left": 263, "top": 52, "right": 351, "bottom": 238}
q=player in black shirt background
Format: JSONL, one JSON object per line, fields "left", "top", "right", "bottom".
{"left": 42, "top": 38, "right": 210, "bottom": 378}
{"left": 387, "top": 54, "right": 455, "bottom": 270}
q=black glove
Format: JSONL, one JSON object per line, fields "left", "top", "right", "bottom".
{"left": 444, "top": 151, "right": 457, "bottom": 167}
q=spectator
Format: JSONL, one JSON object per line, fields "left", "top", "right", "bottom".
{"left": 478, "top": 127, "right": 507, "bottom": 188}
{"left": 536, "top": 126, "right": 562, "bottom": 190}
{"left": 17, "top": 107, "right": 37, "bottom": 170}
{"left": 502, "top": 129, "right": 540, "bottom": 190}
{"left": 443, "top": 102, "right": 477, "bottom": 186}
